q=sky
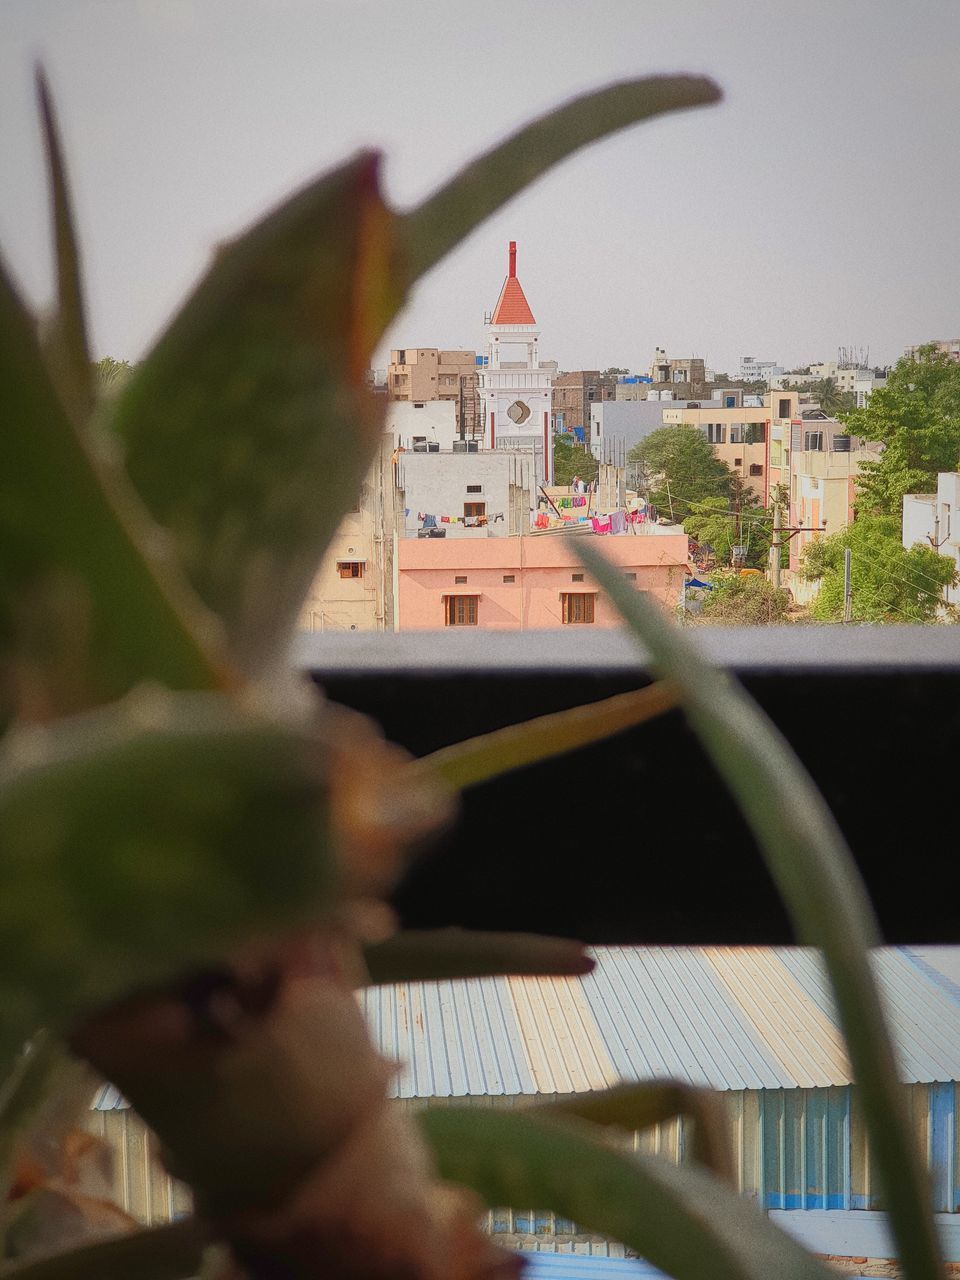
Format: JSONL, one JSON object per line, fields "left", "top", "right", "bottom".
{"left": 1, "top": 0, "right": 958, "bottom": 378}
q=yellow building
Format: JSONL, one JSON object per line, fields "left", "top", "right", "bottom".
{"left": 661, "top": 391, "right": 800, "bottom": 506}
{"left": 387, "top": 348, "right": 480, "bottom": 436}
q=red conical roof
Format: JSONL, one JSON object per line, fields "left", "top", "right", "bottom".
{"left": 490, "top": 241, "right": 536, "bottom": 326}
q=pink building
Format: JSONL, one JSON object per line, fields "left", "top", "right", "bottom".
{"left": 397, "top": 533, "right": 690, "bottom": 630}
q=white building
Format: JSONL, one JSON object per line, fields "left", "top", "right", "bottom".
{"left": 739, "top": 355, "right": 784, "bottom": 384}
{"left": 478, "top": 242, "right": 555, "bottom": 486}
{"left": 853, "top": 371, "right": 886, "bottom": 408}
{"left": 396, "top": 450, "right": 536, "bottom": 539}
{"left": 386, "top": 400, "right": 460, "bottom": 452}
{"left": 902, "top": 472, "right": 960, "bottom": 609}
{"left": 589, "top": 398, "right": 724, "bottom": 461}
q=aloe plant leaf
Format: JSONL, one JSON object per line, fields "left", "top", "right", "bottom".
{"left": 0, "top": 1218, "right": 208, "bottom": 1280}
{"left": 403, "top": 76, "right": 721, "bottom": 282}
{"left": 536, "top": 1080, "right": 733, "bottom": 1184}
{"left": 108, "top": 152, "right": 402, "bottom": 676}
{"left": 363, "top": 929, "right": 594, "bottom": 984}
{"left": 0, "top": 692, "right": 339, "bottom": 1061}
{"left": 407, "top": 680, "right": 677, "bottom": 792}
{"left": 420, "top": 1108, "right": 833, "bottom": 1280}
{"left": 575, "top": 541, "right": 942, "bottom": 1280}
{"left": 0, "top": 259, "right": 229, "bottom": 719}
{"left": 35, "top": 68, "right": 93, "bottom": 421}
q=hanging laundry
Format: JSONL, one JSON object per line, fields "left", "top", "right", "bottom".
{"left": 591, "top": 517, "right": 611, "bottom": 534}
{"left": 610, "top": 511, "right": 626, "bottom": 535}
{"left": 573, "top": 495, "right": 587, "bottom": 508}
{"left": 422, "top": 514, "right": 437, "bottom": 529}
{"left": 441, "top": 516, "right": 450, "bottom": 524}
{"left": 534, "top": 512, "right": 550, "bottom": 529}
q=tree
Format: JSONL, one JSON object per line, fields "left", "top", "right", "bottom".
{"left": 602, "top": 366, "right": 629, "bottom": 376}
{"left": 629, "top": 424, "right": 732, "bottom": 520}
{"left": 552, "top": 435, "right": 599, "bottom": 486}
{"left": 844, "top": 345, "right": 960, "bottom": 516}
{"left": 802, "top": 515, "right": 957, "bottom": 622}
{"left": 792, "top": 377, "right": 855, "bottom": 415}
{"left": 684, "top": 494, "right": 771, "bottom": 569}
{"left": 700, "top": 573, "right": 792, "bottom": 624}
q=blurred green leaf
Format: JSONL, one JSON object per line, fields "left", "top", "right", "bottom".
{"left": 0, "top": 259, "right": 229, "bottom": 720}
{"left": 403, "top": 76, "right": 721, "bottom": 282}
{"left": 109, "top": 152, "right": 401, "bottom": 675}
{"left": 35, "top": 69, "right": 93, "bottom": 422}
{"left": 408, "top": 681, "right": 677, "bottom": 791}
{"left": 420, "top": 1108, "right": 833, "bottom": 1280}
{"left": 576, "top": 541, "right": 942, "bottom": 1280}
{"left": 0, "top": 692, "right": 337, "bottom": 1060}
{"left": 363, "top": 929, "right": 594, "bottom": 983}
{"left": 537, "top": 1080, "right": 733, "bottom": 1185}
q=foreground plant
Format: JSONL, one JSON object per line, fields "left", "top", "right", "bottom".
{"left": 0, "top": 65, "right": 941, "bottom": 1280}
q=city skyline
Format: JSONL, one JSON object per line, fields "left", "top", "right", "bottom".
{"left": 1, "top": 0, "right": 958, "bottom": 376}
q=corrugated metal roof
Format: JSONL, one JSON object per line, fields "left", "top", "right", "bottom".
{"left": 361, "top": 947, "right": 960, "bottom": 1097}
{"left": 518, "top": 1251, "right": 664, "bottom": 1280}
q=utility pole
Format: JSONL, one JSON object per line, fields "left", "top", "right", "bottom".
{"left": 769, "top": 499, "right": 782, "bottom": 589}
{"left": 843, "top": 547, "right": 853, "bottom": 622}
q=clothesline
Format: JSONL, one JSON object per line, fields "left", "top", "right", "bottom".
{"left": 418, "top": 511, "right": 505, "bottom": 528}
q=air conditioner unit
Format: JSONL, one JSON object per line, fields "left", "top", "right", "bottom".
{"left": 452, "top": 441, "right": 467, "bottom": 453}
{"left": 428, "top": 442, "right": 440, "bottom": 453}
{"left": 467, "top": 441, "right": 479, "bottom": 453}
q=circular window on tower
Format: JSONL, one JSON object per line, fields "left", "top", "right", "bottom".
{"left": 507, "top": 400, "right": 531, "bottom": 424}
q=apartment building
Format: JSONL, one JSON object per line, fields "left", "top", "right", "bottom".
{"left": 387, "top": 347, "right": 481, "bottom": 436}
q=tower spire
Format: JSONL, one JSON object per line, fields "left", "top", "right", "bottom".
{"left": 509, "top": 240, "right": 517, "bottom": 279}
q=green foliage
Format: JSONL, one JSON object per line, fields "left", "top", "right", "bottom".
{"left": 421, "top": 1108, "right": 834, "bottom": 1280}
{"left": 790, "top": 378, "right": 855, "bottom": 416}
{"left": 845, "top": 345, "right": 960, "bottom": 515}
{"left": 552, "top": 435, "right": 599, "bottom": 486}
{"left": 803, "top": 515, "right": 956, "bottom": 622}
{"left": 700, "top": 573, "right": 791, "bottom": 625}
{"left": 576, "top": 540, "right": 944, "bottom": 1280}
{"left": 91, "top": 356, "right": 134, "bottom": 396}
{"left": 630, "top": 424, "right": 733, "bottom": 519}
{"left": 683, "top": 487, "right": 770, "bottom": 569}
{"left": 603, "top": 366, "right": 629, "bottom": 376}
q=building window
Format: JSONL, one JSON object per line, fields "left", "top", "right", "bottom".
{"left": 625, "top": 572, "right": 637, "bottom": 581}
{"left": 749, "top": 463, "right": 763, "bottom": 477}
{"left": 337, "top": 561, "right": 364, "bottom": 579}
{"left": 445, "top": 595, "right": 478, "bottom": 626}
{"left": 561, "top": 593, "right": 595, "bottom": 624}
{"left": 706, "top": 424, "right": 727, "bottom": 444}
{"left": 454, "top": 576, "right": 467, "bottom": 584}
{"left": 778, "top": 398, "right": 791, "bottom": 418}
{"left": 502, "top": 574, "right": 516, "bottom": 583}
{"left": 572, "top": 573, "right": 584, "bottom": 582}
{"left": 745, "top": 423, "right": 766, "bottom": 445}
{"left": 734, "top": 457, "right": 743, "bottom": 467}
{"left": 804, "top": 431, "right": 824, "bottom": 452}
{"left": 464, "top": 502, "right": 486, "bottom": 519}
{"left": 396, "top": 350, "right": 406, "bottom": 365}
{"left": 466, "top": 484, "right": 483, "bottom": 494}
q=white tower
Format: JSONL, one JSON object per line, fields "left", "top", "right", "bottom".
{"left": 478, "top": 242, "right": 554, "bottom": 485}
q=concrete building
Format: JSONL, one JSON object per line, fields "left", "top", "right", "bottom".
{"left": 387, "top": 347, "right": 481, "bottom": 436}
{"left": 906, "top": 339, "right": 960, "bottom": 363}
{"left": 590, "top": 399, "right": 724, "bottom": 462}
{"left": 853, "top": 371, "right": 886, "bottom": 408}
{"left": 739, "top": 355, "right": 784, "bottom": 384}
{"left": 298, "top": 433, "right": 399, "bottom": 633}
{"left": 387, "top": 400, "right": 460, "bottom": 452}
{"left": 649, "top": 347, "right": 707, "bottom": 388}
{"left": 903, "top": 472, "right": 960, "bottom": 608}
{"left": 397, "top": 450, "right": 536, "bottom": 540}
{"left": 479, "top": 242, "right": 556, "bottom": 486}
{"left": 552, "top": 371, "right": 617, "bottom": 445}
{"left": 396, "top": 533, "right": 689, "bottom": 630}
{"left": 788, "top": 424, "right": 879, "bottom": 570}
{"left": 661, "top": 391, "right": 801, "bottom": 506}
